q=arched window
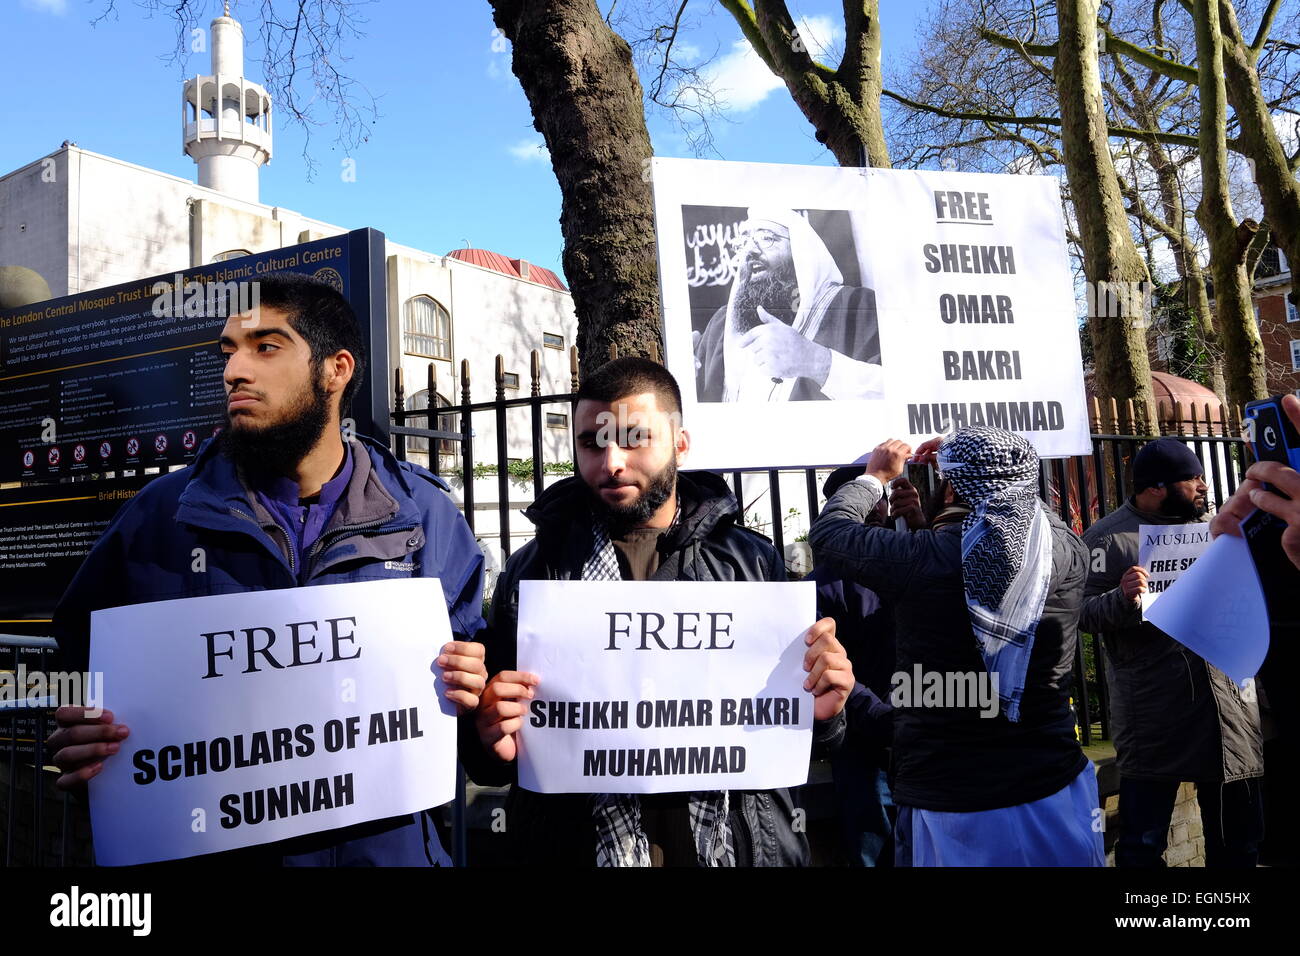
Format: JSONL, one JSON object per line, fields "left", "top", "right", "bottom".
{"left": 212, "top": 249, "right": 252, "bottom": 263}
{"left": 404, "top": 295, "right": 451, "bottom": 360}
{"left": 406, "top": 389, "right": 459, "bottom": 467}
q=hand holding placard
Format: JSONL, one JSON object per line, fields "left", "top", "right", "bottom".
{"left": 802, "top": 617, "right": 853, "bottom": 721}
{"left": 85, "top": 578, "right": 463, "bottom": 865}
{"left": 476, "top": 670, "right": 539, "bottom": 763}
{"left": 515, "top": 580, "right": 825, "bottom": 794}
{"left": 435, "top": 641, "right": 489, "bottom": 714}
{"left": 48, "top": 706, "right": 129, "bottom": 793}
{"left": 1121, "top": 566, "right": 1149, "bottom": 606}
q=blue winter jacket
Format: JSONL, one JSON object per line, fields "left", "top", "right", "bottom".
{"left": 52, "top": 431, "right": 485, "bottom": 866}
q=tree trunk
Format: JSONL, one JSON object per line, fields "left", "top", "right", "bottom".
{"left": 488, "top": 0, "right": 661, "bottom": 378}
{"left": 1195, "top": 0, "right": 1267, "bottom": 409}
{"left": 723, "top": 0, "right": 891, "bottom": 167}
{"left": 1151, "top": 145, "right": 1226, "bottom": 398}
{"left": 1219, "top": 0, "right": 1300, "bottom": 285}
{"left": 1054, "top": 0, "right": 1157, "bottom": 426}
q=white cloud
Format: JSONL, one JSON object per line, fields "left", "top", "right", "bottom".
{"left": 22, "top": 0, "right": 68, "bottom": 13}
{"left": 1272, "top": 111, "right": 1300, "bottom": 155}
{"left": 702, "top": 39, "right": 785, "bottom": 112}
{"left": 507, "top": 137, "right": 550, "bottom": 164}
{"left": 697, "top": 15, "right": 844, "bottom": 114}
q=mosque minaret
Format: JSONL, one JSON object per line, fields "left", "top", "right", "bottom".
{"left": 182, "top": 3, "right": 272, "bottom": 201}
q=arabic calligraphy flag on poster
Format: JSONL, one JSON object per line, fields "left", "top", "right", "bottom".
{"left": 652, "top": 158, "right": 1091, "bottom": 470}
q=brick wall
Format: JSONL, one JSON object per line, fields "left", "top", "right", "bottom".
{"left": 1102, "top": 781, "right": 1206, "bottom": 867}
{"left": 1254, "top": 286, "right": 1300, "bottom": 394}
{"left": 1163, "top": 783, "right": 1208, "bottom": 867}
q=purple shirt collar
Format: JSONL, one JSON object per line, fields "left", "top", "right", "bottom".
{"left": 252, "top": 440, "right": 354, "bottom": 564}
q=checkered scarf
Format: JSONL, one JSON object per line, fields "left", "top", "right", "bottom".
{"left": 583, "top": 513, "right": 736, "bottom": 867}
{"left": 937, "top": 427, "right": 1053, "bottom": 723}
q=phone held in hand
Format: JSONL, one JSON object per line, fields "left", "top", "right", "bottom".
{"left": 1244, "top": 396, "right": 1300, "bottom": 492}
{"left": 1242, "top": 396, "right": 1300, "bottom": 625}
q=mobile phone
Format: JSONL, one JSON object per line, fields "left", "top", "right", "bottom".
{"left": 1244, "top": 396, "right": 1300, "bottom": 481}
{"left": 1241, "top": 396, "right": 1300, "bottom": 625}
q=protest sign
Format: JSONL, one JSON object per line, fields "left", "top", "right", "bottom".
{"left": 516, "top": 580, "right": 816, "bottom": 794}
{"left": 87, "top": 578, "right": 458, "bottom": 866}
{"left": 1137, "top": 522, "right": 1213, "bottom": 612}
{"left": 1145, "top": 518, "right": 1270, "bottom": 686}
{"left": 652, "top": 158, "right": 1090, "bottom": 469}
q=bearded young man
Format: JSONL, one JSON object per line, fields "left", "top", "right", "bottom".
{"left": 693, "top": 208, "right": 882, "bottom": 403}
{"left": 47, "top": 272, "right": 487, "bottom": 866}
{"left": 465, "top": 356, "right": 854, "bottom": 866}
{"left": 1081, "top": 437, "right": 1263, "bottom": 867}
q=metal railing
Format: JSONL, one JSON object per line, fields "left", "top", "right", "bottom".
{"left": 0, "top": 367, "right": 1253, "bottom": 865}
{"left": 389, "top": 361, "right": 1254, "bottom": 754}
{"left": 1, "top": 634, "right": 76, "bottom": 867}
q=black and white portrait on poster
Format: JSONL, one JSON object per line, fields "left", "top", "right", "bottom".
{"left": 683, "top": 205, "right": 882, "bottom": 403}
{"left": 653, "top": 158, "right": 1091, "bottom": 470}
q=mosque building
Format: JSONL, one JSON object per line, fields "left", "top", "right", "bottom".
{"left": 0, "top": 4, "right": 578, "bottom": 481}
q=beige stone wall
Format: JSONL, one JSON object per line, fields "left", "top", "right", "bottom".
{"left": 1102, "top": 781, "right": 1206, "bottom": 867}
{"left": 0, "top": 152, "right": 70, "bottom": 297}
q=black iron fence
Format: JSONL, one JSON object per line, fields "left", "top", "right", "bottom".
{"left": 1, "top": 635, "right": 78, "bottom": 867}
{"left": 0, "top": 358, "right": 1253, "bottom": 866}
{"left": 390, "top": 355, "right": 1254, "bottom": 753}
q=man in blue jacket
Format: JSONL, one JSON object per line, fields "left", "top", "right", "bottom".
{"left": 47, "top": 272, "right": 487, "bottom": 866}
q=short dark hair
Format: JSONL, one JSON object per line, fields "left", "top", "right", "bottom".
{"left": 577, "top": 356, "right": 682, "bottom": 418}
{"left": 251, "top": 272, "right": 366, "bottom": 412}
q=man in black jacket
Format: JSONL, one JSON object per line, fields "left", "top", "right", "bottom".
{"left": 806, "top": 466, "right": 903, "bottom": 866}
{"left": 465, "top": 357, "right": 854, "bottom": 866}
{"left": 810, "top": 428, "right": 1103, "bottom": 866}
{"left": 1083, "top": 438, "right": 1263, "bottom": 867}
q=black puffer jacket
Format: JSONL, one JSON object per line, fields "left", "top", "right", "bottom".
{"left": 1081, "top": 500, "right": 1262, "bottom": 783}
{"left": 463, "top": 471, "right": 846, "bottom": 866}
{"left": 809, "top": 478, "right": 1090, "bottom": 812}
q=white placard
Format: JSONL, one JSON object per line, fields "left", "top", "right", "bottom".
{"left": 1145, "top": 515, "right": 1271, "bottom": 686}
{"left": 516, "top": 580, "right": 816, "bottom": 794}
{"left": 1137, "top": 522, "right": 1213, "bottom": 611}
{"left": 653, "top": 157, "right": 1090, "bottom": 469}
{"left": 87, "top": 578, "right": 458, "bottom": 866}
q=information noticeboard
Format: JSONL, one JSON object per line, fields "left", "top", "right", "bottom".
{"left": 0, "top": 228, "right": 388, "bottom": 484}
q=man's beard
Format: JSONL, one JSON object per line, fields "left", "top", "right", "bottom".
{"left": 221, "top": 371, "right": 331, "bottom": 482}
{"left": 590, "top": 457, "right": 678, "bottom": 537}
{"left": 1160, "top": 486, "right": 1207, "bottom": 519}
{"left": 732, "top": 257, "right": 797, "bottom": 332}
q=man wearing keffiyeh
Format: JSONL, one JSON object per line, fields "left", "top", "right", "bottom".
{"left": 935, "top": 426, "right": 1055, "bottom": 724}
{"left": 809, "top": 426, "right": 1104, "bottom": 866}
{"left": 465, "top": 357, "right": 855, "bottom": 866}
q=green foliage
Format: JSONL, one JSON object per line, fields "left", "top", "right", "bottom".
{"left": 442, "top": 459, "right": 574, "bottom": 483}
{"left": 1152, "top": 280, "right": 1213, "bottom": 387}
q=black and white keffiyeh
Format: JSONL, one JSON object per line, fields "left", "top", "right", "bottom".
{"left": 937, "top": 427, "right": 1052, "bottom": 723}
{"left": 580, "top": 521, "right": 622, "bottom": 582}
{"left": 583, "top": 511, "right": 736, "bottom": 867}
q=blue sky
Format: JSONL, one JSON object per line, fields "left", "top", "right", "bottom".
{"left": 1, "top": 0, "right": 924, "bottom": 279}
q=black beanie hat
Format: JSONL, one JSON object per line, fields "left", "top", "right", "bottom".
{"left": 823, "top": 466, "right": 865, "bottom": 498}
{"left": 1133, "top": 438, "right": 1203, "bottom": 492}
